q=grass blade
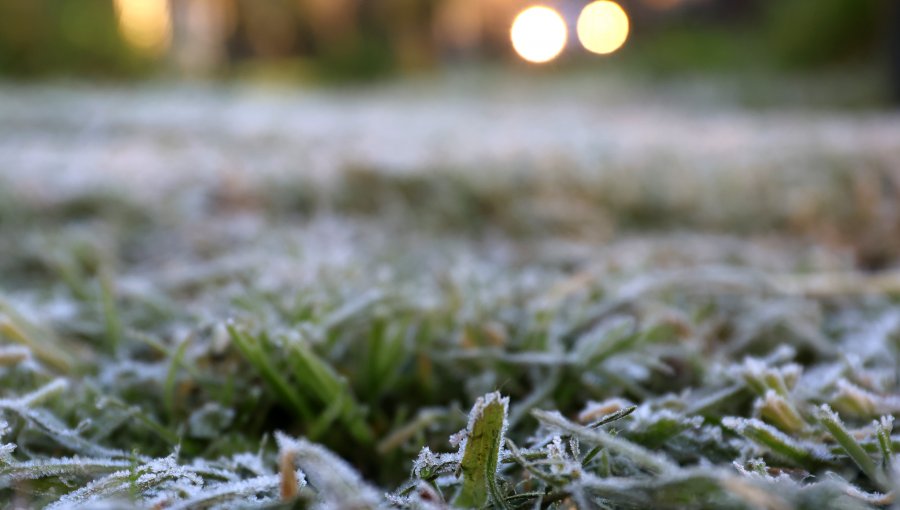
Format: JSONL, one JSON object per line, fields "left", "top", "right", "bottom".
{"left": 226, "top": 324, "right": 313, "bottom": 421}
{"left": 818, "top": 405, "right": 888, "bottom": 489}
{"left": 453, "top": 392, "right": 510, "bottom": 509}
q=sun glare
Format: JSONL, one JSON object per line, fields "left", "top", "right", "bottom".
{"left": 114, "top": 0, "right": 172, "bottom": 55}
{"left": 510, "top": 6, "right": 567, "bottom": 64}
{"left": 577, "top": 1, "right": 629, "bottom": 55}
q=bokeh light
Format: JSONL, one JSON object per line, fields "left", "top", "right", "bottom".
{"left": 577, "top": 1, "right": 629, "bottom": 55}
{"left": 510, "top": 6, "right": 568, "bottom": 64}
{"left": 113, "top": 0, "right": 172, "bottom": 55}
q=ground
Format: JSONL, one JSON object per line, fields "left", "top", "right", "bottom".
{"left": 1, "top": 73, "right": 900, "bottom": 508}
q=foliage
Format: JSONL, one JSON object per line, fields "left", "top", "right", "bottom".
{"left": 0, "top": 0, "right": 146, "bottom": 77}
{"left": 764, "top": 0, "right": 884, "bottom": 68}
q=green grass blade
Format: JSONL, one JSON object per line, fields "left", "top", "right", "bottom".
{"left": 875, "top": 416, "right": 893, "bottom": 469}
{"left": 99, "top": 270, "right": 122, "bottom": 355}
{"left": 226, "top": 324, "right": 313, "bottom": 421}
{"left": 285, "top": 339, "right": 372, "bottom": 443}
{"left": 818, "top": 405, "right": 887, "bottom": 489}
{"left": 722, "top": 417, "right": 822, "bottom": 467}
{"left": 163, "top": 337, "right": 192, "bottom": 421}
{"left": 453, "top": 392, "right": 510, "bottom": 509}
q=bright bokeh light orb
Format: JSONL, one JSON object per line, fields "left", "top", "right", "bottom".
{"left": 113, "top": 0, "right": 172, "bottom": 55}
{"left": 510, "top": 6, "right": 568, "bottom": 64}
{"left": 577, "top": 1, "right": 630, "bottom": 55}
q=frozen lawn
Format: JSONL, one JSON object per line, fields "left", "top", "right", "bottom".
{"left": 2, "top": 75, "right": 900, "bottom": 508}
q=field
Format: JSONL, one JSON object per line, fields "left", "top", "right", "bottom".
{"left": 2, "top": 74, "right": 900, "bottom": 508}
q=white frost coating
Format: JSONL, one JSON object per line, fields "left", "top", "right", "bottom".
{"left": 412, "top": 446, "right": 436, "bottom": 479}
{"left": 547, "top": 436, "right": 565, "bottom": 461}
{"left": 13, "top": 378, "right": 68, "bottom": 407}
{"left": 732, "top": 458, "right": 792, "bottom": 482}
{"left": 842, "top": 310, "right": 900, "bottom": 362}
{"left": 742, "top": 358, "right": 803, "bottom": 392}
{"left": 602, "top": 354, "right": 651, "bottom": 382}
{"left": 577, "top": 467, "right": 725, "bottom": 493}
{"left": 47, "top": 453, "right": 202, "bottom": 510}
{"left": 740, "top": 358, "right": 767, "bottom": 380}
{"left": 818, "top": 404, "right": 839, "bottom": 422}
{"left": 166, "top": 472, "right": 301, "bottom": 510}
{"left": 386, "top": 481, "right": 444, "bottom": 510}
{"left": 720, "top": 416, "right": 756, "bottom": 434}
{"left": 0, "top": 456, "right": 131, "bottom": 481}
{"left": 384, "top": 491, "right": 410, "bottom": 507}
{"left": 229, "top": 452, "right": 269, "bottom": 478}
{"left": 545, "top": 435, "right": 582, "bottom": 477}
{"left": 448, "top": 429, "right": 466, "bottom": 448}
{"left": 687, "top": 423, "right": 725, "bottom": 445}
{"left": 832, "top": 378, "right": 900, "bottom": 416}
{"left": 795, "top": 362, "right": 845, "bottom": 399}
{"left": 275, "top": 432, "right": 380, "bottom": 509}
{"left": 413, "top": 446, "right": 462, "bottom": 479}
{"left": 0, "top": 443, "right": 15, "bottom": 463}
{"left": 97, "top": 360, "right": 170, "bottom": 387}
{"left": 31, "top": 449, "right": 296, "bottom": 510}
{"left": 413, "top": 446, "right": 460, "bottom": 480}
{"left": 182, "top": 459, "right": 241, "bottom": 483}
{"left": 779, "top": 363, "right": 802, "bottom": 390}
{"left": 0, "top": 345, "right": 30, "bottom": 364}
{"left": 532, "top": 409, "right": 677, "bottom": 475}
{"left": 0, "top": 379, "right": 131, "bottom": 459}
{"left": 629, "top": 406, "right": 698, "bottom": 429}
{"left": 187, "top": 402, "right": 236, "bottom": 439}
{"left": 0, "top": 404, "right": 128, "bottom": 459}
{"left": 721, "top": 416, "right": 831, "bottom": 461}
{"left": 46, "top": 468, "right": 140, "bottom": 509}
{"left": 572, "top": 315, "right": 636, "bottom": 363}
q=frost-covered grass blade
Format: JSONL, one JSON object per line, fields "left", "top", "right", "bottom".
{"left": 453, "top": 392, "right": 509, "bottom": 509}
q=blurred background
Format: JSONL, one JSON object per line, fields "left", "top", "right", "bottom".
{"left": 2, "top": 0, "right": 900, "bottom": 270}
{"left": 0, "top": 0, "right": 897, "bottom": 102}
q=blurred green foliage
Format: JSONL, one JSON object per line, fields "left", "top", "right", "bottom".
{"left": 312, "top": 32, "right": 397, "bottom": 82}
{"left": 765, "top": 0, "right": 884, "bottom": 68}
{"left": 628, "top": 0, "right": 886, "bottom": 76}
{"left": 625, "top": 27, "right": 765, "bottom": 75}
{"left": 0, "top": 0, "right": 148, "bottom": 77}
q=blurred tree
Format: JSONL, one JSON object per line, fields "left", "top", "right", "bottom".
{"left": 379, "top": 0, "right": 436, "bottom": 71}
{"left": 891, "top": 1, "right": 900, "bottom": 103}
{"left": 0, "top": 0, "right": 144, "bottom": 77}
{"left": 765, "top": 0, "right": 882, "bottom": 68}
{"left": 314, "top": 0, "right": 395, "bottom": 81}
{"left": 170, "top": 0, "right": 235, "bottom": 75}
{"left": 239, "top": 0, "right": 300, "bottom": 58}
{"left": 433, "top": 0, "right": 483, "bottom": 59}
